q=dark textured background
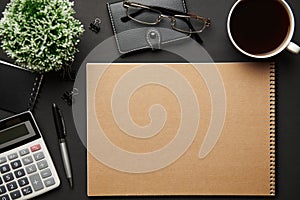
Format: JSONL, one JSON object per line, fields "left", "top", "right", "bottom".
{"left": 0, "top": 0, "right": 300, "bottom": 199}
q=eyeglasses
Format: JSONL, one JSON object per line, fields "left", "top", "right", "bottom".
{"left": 122, "top": 0, "right": 210, "bottom": 41}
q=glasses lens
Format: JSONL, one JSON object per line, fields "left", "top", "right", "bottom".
{"left": 127, "top": 6, "right": 161, "bottom": 24}
{"left": 174, "top": 16, "right": 207, "bottom": 33}
{"left": 189, "top": 17, "right": 206, "bottom": 32}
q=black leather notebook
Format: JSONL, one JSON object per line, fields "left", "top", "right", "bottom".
{"left": 0, "top": 60, "right": 43, "bottom": 113}
{"left": 107, "top": 0, "right": 190, "bottom": 54}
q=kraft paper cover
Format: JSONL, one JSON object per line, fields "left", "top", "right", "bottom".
{"left": 86, "top": 63, "right": 275, "bottom": 196}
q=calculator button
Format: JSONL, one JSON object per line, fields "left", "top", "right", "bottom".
{"left": 9, "top": 190, "right": 21, "bottom": 200}
{"left": 10, "top": 161, "right": 22, "bottom": 170}
{"left": 22, "top": 156, "right": 33, "bottom": 166}
{"left": 44, "top": 177, "right": 55, "bottom": 187}
{"left": 0, "top": 186, "right": 6, "bottom": 194}
{"left": 7, "top": 154, "right": 18, "bottom": 161}
{"left": 21, "top": 186, "right": 32, "bottom": 196}
{"left": 3, "top": 173, "right": 14, "bottom": 182}
{"left": 37, "top": 160, "right": 48, "bottom": 170}
{"left": 14, "top": 169, "right": 25, "bottom": 178}
{"left": 0, "top": 158, "right": 7, "bottom": 165}
{"left": 6, "top": 181, "right": 17, "bottom": 191}
{"left": 19, "top": 149, "right": 29, "bottom": 157}
{"left": 18, "top": 177, "right": 29, "bottom": 187}
{"left": 25, "top": 164, "right": 37, "bottom": 174}
{"left": 29, "top": 173, "right": 44, "bottom": 191}
{"left": 0, "top": 194, "right": 10, "bottom": 200}
{"left": 33, "top": 152, "right": 44, "bottom": 161}
{"left": 30, "top": 144, "right": 41, "bottom": 152}
{"left": 0, "top": 164, "right": 10, "bottom": 174}
{"left": 40, "top": 168, "right": 52, "bottom": 179}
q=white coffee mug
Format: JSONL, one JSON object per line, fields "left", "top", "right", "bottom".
{"left": 227, "top": 0, "right": 300, "bottom": 58}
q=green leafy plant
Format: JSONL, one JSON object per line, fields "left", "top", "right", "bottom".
{"left": 0, "top": 0, "right": 84, "bottom": 72}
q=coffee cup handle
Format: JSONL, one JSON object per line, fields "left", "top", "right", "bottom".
{"left": 287, "top": 42, "right": 300, "bottom": 54}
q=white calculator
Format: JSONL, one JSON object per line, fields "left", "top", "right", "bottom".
{"left": 0, "top": 111, "right": 60, "bottom": 200}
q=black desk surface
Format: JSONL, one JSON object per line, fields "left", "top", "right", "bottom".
{"left": 0, "top": 0, "right": 300, "bottom": 199}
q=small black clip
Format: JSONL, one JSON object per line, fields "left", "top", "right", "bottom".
{"left": 89, "top": 18, "right": 101, "bottom": 33}
{"left": 61, "top": 88, "right": 79, "bottom": 106}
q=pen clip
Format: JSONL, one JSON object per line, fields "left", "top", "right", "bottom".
{"left": 58, "top": 109, "right": 67, "bottom": 137}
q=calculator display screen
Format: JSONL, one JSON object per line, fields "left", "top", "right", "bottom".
{"left": 0, "top": 121, "right": 36, "bottom": 149}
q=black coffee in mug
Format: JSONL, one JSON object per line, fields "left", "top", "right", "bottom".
{"left": 229, "top": 0, "right": 290, "bottom": 55}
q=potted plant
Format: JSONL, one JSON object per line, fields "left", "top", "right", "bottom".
{"left": 0, "top": 0, "right": 84, "bottom": 73}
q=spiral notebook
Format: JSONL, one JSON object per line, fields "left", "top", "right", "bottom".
{"left": 0, "top": 60, "right": 43, "bottom": 113}
{"left": 87, "top": 62, "right": 276, "bottom": 196}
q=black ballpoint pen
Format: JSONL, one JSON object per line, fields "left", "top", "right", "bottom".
{"left": 52, "top": 103, "right": 73, "bottom": 188}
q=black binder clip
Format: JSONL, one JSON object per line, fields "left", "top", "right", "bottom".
{"left": 61, "top": 88, "right": 79, "bottom": 106}
{"left": 89, "top": 18, "right": 101, "bottom": 33}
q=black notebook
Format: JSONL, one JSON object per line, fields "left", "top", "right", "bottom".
{"left": 0, "top": 60, "right": 43, "bottom": 113}
{"left": 107, "top": 0, "right": 190, "bottom": 54}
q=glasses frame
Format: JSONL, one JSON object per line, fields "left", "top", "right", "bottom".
{"left": 123, "top": 0, "right": 211, "bottom": 34}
